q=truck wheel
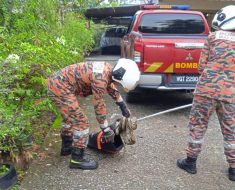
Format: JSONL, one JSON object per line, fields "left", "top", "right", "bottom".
{"left": 101, "top": 47, "right": 109, "bottom": 55}
{"left": 126, "top": 92, "right": 140, "bottom": 103}
{"left": 0, "top": 164, "right": 17, "bottom": 189}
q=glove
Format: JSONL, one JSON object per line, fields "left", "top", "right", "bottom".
{"left": 109, "top": 118, "right": 122, "bottom": 135}
{"left": 116, "top": 101, "right": 130, "bottom": 118}
{"left": 102, "top": 126, "right": 115, "bottom": 143}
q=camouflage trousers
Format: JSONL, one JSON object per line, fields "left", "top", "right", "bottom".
{"left": 186, "top": 95, "right": 235, "bottom": 168}
{"left": 46, "top": 77, "right": 89, "bottom": 149}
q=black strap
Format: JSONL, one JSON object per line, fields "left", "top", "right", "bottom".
{"left": 112, "top": 67, "right": 126, "bottom": 81}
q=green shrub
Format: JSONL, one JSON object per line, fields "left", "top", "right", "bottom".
{"left": 0, "top": 165, "right": 9, "bottom": 176}
{"left": 0, "top": 0, "right": 94, "bottom": 160}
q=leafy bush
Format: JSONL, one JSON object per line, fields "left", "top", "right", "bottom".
{"left": 0, "top": 164, "right": 9, "bottom": 176}
{"left": 0, "top": 0, "right": 94, "bottom": 161}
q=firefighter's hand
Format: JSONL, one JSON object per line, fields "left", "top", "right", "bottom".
{"left": 102, "top": 127, "right": 115, "bottom": 143}
{"left": 116, "top": 101, "right": 130, "bottom": 118}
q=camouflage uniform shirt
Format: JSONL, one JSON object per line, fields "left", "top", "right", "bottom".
{"left": 48, "top": 61, "right": 121, "bottom": 125}
{"left": 194, "top": 31, "right": 235, "bottom": 103}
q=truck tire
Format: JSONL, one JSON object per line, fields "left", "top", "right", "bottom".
{"left": 126, "top": 92, "right": 140, "bottom": 103}
{"left": 101, "top": 47, "right": 109, "bottom": 55}
{"left": 0, "top": 164, "right": 17, "bottom": 190}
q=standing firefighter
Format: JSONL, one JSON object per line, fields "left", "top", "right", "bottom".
{"left": 177, "top": 5, "right": 235, "bottom": 181}
{"left": 46, "top": 58, "right": 140, "bottom": 170}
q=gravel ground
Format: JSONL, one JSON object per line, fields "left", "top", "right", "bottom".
{"left": 20, "top": 55, "right": 234, "bottom": 190}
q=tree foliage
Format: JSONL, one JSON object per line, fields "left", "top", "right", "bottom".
{"left": 0, "top": 0, "right": 94, "bottom": 158}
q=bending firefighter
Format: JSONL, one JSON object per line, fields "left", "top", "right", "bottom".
{"left": 177, "top": 5, "right": 235, "bottom": 181}
{"left": 46, "top": 58, "right": 140, "bottom": 170}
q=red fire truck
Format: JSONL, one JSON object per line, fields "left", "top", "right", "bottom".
{"left": 120, "top": 4, "right": 210, "bottom": 102}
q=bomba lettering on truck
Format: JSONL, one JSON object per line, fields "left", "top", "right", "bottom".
{"left": 175, "top": 63, "right": 198, "bottom": 69}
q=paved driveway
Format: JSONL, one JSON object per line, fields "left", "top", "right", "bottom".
{"left": 20, "top": 55, "right": 234, "bottom": 190}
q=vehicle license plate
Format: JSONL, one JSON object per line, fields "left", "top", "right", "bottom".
{"left": 171, "top": 75, "right": 199, "bottom": 84}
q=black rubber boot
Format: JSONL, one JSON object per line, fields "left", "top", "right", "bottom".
{"left": 228, "top": 168, "right": 235, "bottom": 181}
{"left": 60, "top": 134, "right": 73, "bottom": 156}
{"left": 69, "top": 148, "right": 98, "bottom": 170}
{"left": 177, "top": 157, "right": 197, "bottom": 174}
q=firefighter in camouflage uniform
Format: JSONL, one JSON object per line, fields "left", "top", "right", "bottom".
{"left": 46, "top": 59, "right": 140, "bottom": 170}
{"left": 177, "top": 5, "right": 235, "bottom": 181}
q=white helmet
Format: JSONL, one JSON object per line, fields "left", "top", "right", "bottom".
{"left": 112, "top": 58, "right": 140, "bottom": 92}
{"left": 212, "top": 5, "right": 235, "bottom": 31}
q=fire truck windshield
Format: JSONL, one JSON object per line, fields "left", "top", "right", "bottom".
{"left": 138, "top": 13, "right": 205, "bottom": 34}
